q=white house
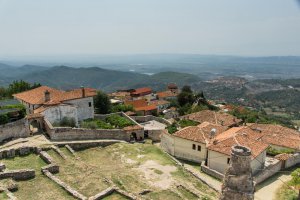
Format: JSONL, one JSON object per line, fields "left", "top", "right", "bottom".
{"left": 13, "top": 86, "right": 97, "bottom": 125}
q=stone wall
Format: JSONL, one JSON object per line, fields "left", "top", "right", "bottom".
{"left": 64, "top": 97, "right": 94, "bottom": 121}
{"left": 42, "top": 170, "right": 87, "bottom": 200}
{"left": 285, "top": 153, "right": 300, "bottom": 168}
{"left": 0, "top": 118, "right": 30, "bottom": 143}
{"left": 56, "top": 141, "right": 124, "bottom": 150}
{"left": 0, "top": 169, "right": 35, "bottom": 180}
{"left": 253, "top": 159, "right": 281, "bottom": 185}
{"left": 201, "top": 163, "right": 224, "bottom": 180}
{"left": 131, "top": 115, "right": 172, "bottom": 126}
{"left": 160, "top": 133, "right": 174, "bottom": 156}
{"left": 48, "top": 127, "right": 144, "bottom": 142}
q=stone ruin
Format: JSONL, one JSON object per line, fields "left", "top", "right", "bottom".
{"left": 220, "top": 145, "right": 254, "bottom": 200}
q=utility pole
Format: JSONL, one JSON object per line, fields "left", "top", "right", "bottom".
{"left": 220, "top": 145, "right": 255, "bottom": 200}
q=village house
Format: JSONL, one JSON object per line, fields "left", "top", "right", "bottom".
{"left": 125, "top": 99, "right": 157, "bottom": 116}
{"left": 206, "top": 127, "right": 269, "bottom": 175}
{"left": 180, "top": 110, "right": 242, "bottom": 127}
{"left": 13, "top": 86, "right": 97, "bottom": 125}
{"left": 161, "top": 122, "right": 228, "bottom": 163}
{"left": 130, "top": 87, "right": 156, "bottom": 101}
{"left": 156, "top": 83, "right": 179, "bottom": 100}
{"left": 149, "top": 100, "right": 170, "bottom": 113}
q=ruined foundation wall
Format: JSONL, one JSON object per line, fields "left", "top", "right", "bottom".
{"left": 0, "top": 118, "right": 30, "bottom": 142}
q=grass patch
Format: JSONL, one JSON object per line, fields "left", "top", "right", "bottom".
{"left": 153, "top": 169, "right": 163, "bottom": 175}
{"left": 102, "top": 192, "right": 130, "bottom": 200}
{"left": 1, "top": 154, "right": 74, "bottom": 200}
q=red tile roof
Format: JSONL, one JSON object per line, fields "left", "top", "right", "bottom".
{"left": 181, "top": 110, "right": 241, "bottom": 127}
{"left": 157, "top": 91, "right": 177, "bottom": 99}
{"left": 149, "top": 100, "right": 170, "bottom": 106}
{"left": 247, "top": 124, "right": 300, "bottom": 150}
{"left": 173, "top": 122, "right": 228, "bottom": 144}
{"left": 135, "top": 105, "right": 157, "bottom": 112}
{"left": 125, "top": 99, "right": 148, "bottom": 108}
{"left": 173, "top": 126, "right": 207, "bottom": 144}
{"left": 131, "top": 87, "right": 152, "bottom": 95}
{"left": 13, "top": 86, "right": 96, "bottom": 105}
{"left": 208, "top": 133, "right": 269, "bottom": 159}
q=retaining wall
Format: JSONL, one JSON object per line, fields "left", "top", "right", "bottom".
{"left": 201, "top": 163, "right": 224, "bottom": 180}
{"left": 131, "top": 115, "right": 172, "bottom": 126}
{"left": 0, "top": 118, "right": 30, "bottom": 143}
{"left": 285, "top": 153, "right": 300, "bottom": 168}
{"left": 160, "top": 133, "right": 174, "bottom": 155}
{"left": 253, "top": 159, "right": 281, "bottom": 184}
{"left": 0, "top": 169, "right": 35, "bottom": 180}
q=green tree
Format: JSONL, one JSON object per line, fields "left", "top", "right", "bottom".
{"left": 291, "top": 168, "right": 300, "bottom": 199}
{"left": 177, "top": 85, "right": 195, "bottom": 107}
{"left": 94, "top": 91, "right": 112, "bottom": 114}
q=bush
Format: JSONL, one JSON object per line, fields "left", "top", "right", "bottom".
{"left": 53, "top": 117, "right": 76, "bottom": 127}
{"left": 167, "top": 123, "right": 178, "bottom": 134}
{"left": 179, "top": 119, "right": 199, "bottom": 128}
{"left": 0, "top": 114, "right": 9, "bottom": 125}
{"left": 81, "top": 119, "right": 113, "bottom": 129}
{"left": 111, "top": 104, "right": 134, "bottom": 113}
{"left": 267, "top": 146, "right": 294, "bottom": 156}
{"left": 105, "top": 114, "right": 134, "bottom": 128}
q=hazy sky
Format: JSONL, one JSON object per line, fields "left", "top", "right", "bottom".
{"left": 1, "top": 0, "right": 300, "bottom": 57}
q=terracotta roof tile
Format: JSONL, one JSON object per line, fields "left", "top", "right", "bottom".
{"left": 135, "top": 105, "right": 157, "bottom": 111}
{"left": 13, "top": 86, "right": 97, "bottom": 105}
{"left": 125, "top": 99, "right": 148, "bottom": 108}
{"left": 181, "top": 110, "right": 241, "bottom": 127}
{"left": 157, "top": 91, "right": 177, "bottom": 98}
{"left": 208, "top": 133, "right": 269, "bottom": 159}
{"left": 248, "top": 124, "right": 300, "bottom": 150}
{"left": 131, "top": 87, "right": 152, "bottom": 95}
{"left": 173, "top": 126, "right": 207, "bottom": 144}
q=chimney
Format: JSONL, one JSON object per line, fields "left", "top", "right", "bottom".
{"left": 44, "top": 90, "right": 50, "bottom": 102}
{"left": 81, "top": 86, "right": 85, "bottom": 98}
{"left": 210, "top": 128, "right": 217, "bottom": 139}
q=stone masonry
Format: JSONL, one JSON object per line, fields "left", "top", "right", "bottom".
{"left": 220, "top": 145, "right": 254, "bottom": 200}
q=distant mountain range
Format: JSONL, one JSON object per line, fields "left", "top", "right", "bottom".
{"left": 0, "top": 64, "right": 200, "bottom": 92}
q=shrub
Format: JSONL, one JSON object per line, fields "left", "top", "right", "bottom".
{"left": 179, "top": 119, "right": 199, "bottom": 128}
{"left": 53, "top": 117, "right": 76, "bottom": 127}
{"left": 167, "top": 123, "right": 178, "bottom": 134}
{"left": 0, "top": 114, "right": 9, "bottom": 125}
{"left": 81, "top": 119, "right": 113, "bottom": 129}
{"left": 267, "top": 146, "right": 294, "bottom": 156}
{"left": 111, "top": 104, "right": 134, "bottom": 113}
{"left": 105, "top": 114, "right": 134, "bottom": 128}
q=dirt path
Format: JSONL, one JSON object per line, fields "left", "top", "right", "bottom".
{"left": 136, "top": 160, "right": 177, "bottom": 189}
{"left": 255, "top": 173, "right": 292, "bottom": 200}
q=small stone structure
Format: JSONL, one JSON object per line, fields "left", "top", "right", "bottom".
{"left": 39, "top": 151, "right": 54, "bottom": 164}
{"left": 0, "top": 118, "right": 30, "bottom": 143}
{"left": 220, "top": 145, "right": 254, "bottom": 200}
{"left": 0, "top": 169, "right": 35, "bottom": 181}
{"left": 42, "top": 170, "right": 87, "bottom": 200}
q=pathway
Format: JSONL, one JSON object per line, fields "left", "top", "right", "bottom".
{"left": 255, "top": 172, "right": 292, "bottom": 200}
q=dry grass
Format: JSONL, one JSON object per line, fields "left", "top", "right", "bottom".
{"left": 0, "top": 143, "right": 218, "bottom": 200}
{"left": 1, "top": 154, "right": 74, "bottom": 200}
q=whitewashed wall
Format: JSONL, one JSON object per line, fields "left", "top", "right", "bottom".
{"left": 64, "top": 97, "right": 94, "bottom": 121}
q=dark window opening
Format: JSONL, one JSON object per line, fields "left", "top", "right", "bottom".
{"left": 88, "top": 102, "right": 92, "bottom": 107}
{"left": 192, "top": 144, "right": 196, "bottom": 150}
{"left": 227, "top": 158, "right": 231, "bottom": 164}
{"left": 197, "top": 145, "right": 201, "bottom": 151}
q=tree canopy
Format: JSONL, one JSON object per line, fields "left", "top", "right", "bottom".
{"left": 94, "top": 91, "right": 112, "bottom": 114}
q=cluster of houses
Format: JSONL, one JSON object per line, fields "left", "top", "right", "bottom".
{"left": 108, "top": 84, "right": 178, "bottom": 117}
{"left": 161, "top": 109, "right": 300, "bottom": 178}
{"left": 10, "top": 84, "right": 300, "bottom": 182}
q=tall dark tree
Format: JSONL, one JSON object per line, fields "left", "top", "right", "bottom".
{"left": 94, "top": 91, "right": 111, "bottom": 114}
{"left": 177, "top": 85, "right": 195, "bottom": 107}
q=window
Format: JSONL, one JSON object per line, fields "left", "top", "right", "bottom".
{"left": 88, "top": 102, "right": 92, "bottom": 107}
{"left": 227, "top": 158, "right": 231, "bottom": 164}
{"left": 192, "top": 144, "right": 196, "bottom": 150}
{"left": 197, "top": 145, "right": 201, "bottom": 151}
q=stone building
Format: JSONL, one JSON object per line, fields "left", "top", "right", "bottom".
{"left": 13, "top": 86, "right": 97, "bottom": 125}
